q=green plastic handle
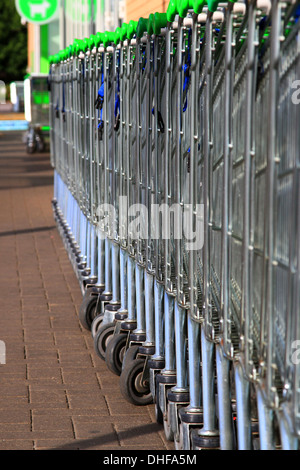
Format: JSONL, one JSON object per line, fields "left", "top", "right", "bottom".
{"left": 88, "top": 34, "right": 96, "bottom": 50}
{"left": 82, "top": 38, "right": 89, "bottom": 52}
{"left": 187, "top": 0, "right": 206, "bottom": 15}
{"left": 153, "top": 12, "right": 168, "bottom": 35}
{"left": 103, "top": 31, "right": 115, "bottom": 47}
{"left": 95, "top": 32, "right": 104, "bottom": 47}
{"left": 166, "top": 0, "right": 177, "bottom": 22}
{"left": 167, "top": 0, "right": 206, "bottom": 21}
{"left": 114, "top": 26, "right": 122, "bottom": 45}
{"left": 120, "top": 23, "right": 128, "bottom": 42}
{"left": 70, "top": 42, "right": 75, "bottom": 57}
{"left": 58, "top": 49, "right": 66, "bottom": 62}
{"left": 78, "top": 39, "right": 85, "bottom": 54}
{"left": 74, "top": 39, "right": 86, "bottom": 55}
{"left": 193, "top": 0, "right": 206, "bottom": 14}
{"left": 206, "top": 0, "right": 236, "bottom": 13}
{"left": 178, "top": 0, "right": 189, "bottom": 17}
{"left": 127, "top": 20, "right": 138, "bottom": 40}
{"left": 73, "top": 39, "right": 79, "bottom": 55}
{"left": 147, "top": 13, "right": 154, "bottom": 35}
{"left": 136, "top": 17, "right": 149, "bottom": 38}
{"left": 206, "top": 0, "right": 219, "bottom": 12}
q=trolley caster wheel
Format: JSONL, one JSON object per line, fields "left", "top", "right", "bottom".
{"left": 79, "top": 292, "right": 101, "bottom": 331}
{"left": 120, "top": 358, "right": 153, "bottom": 406}
{"left": 163, "top": 403, "right": 174, "bottom": 441}
{"left": 94, "top": 322, "right": 115, "bottom": 360}
{"left": 105, "top": 333, "right": 127, "bottom": 376}
{"left": 91, "top": 313, "right": 104, "bottom": 339}
{"left": 121, "top": 345, "right": 140, "bottom": 371}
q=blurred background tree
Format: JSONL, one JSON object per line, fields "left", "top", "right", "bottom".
{"left": 0, "top": 0, "right": 27, "bottom": 85}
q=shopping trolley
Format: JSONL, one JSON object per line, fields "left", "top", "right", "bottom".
{"left": 24, "top": 74, "right": 50, "bottom": 153}
{"left": 49, "top": 0, "right": 300, "bottom": 451}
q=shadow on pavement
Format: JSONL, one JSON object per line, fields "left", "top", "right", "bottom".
{"left": 49, "top": 422, "right": 164, "bottom": 451}
{"left": 0, "top": 225, "right": 56, "bottom": 238}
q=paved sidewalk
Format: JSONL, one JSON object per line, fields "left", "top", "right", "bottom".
{"left": 0, "top": 131, "right": 174, "bottom": 451}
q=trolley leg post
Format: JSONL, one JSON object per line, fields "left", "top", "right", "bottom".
{"left": 118, "top": 247, "right": 128, "bottom": 316}
{"left": 96, "top": 232, "right": 105, "bottom": 290}
{"left": 157, "top": 292, "right": 176, "bottom": 424}
{"left": 277, "top": 405, "right": 299, "bottom": 450}
{"left": 109, "top": 242, "right": 121, "bottom": 309}
{"left": 131, "top": 263, "right": 145, "bottom": 340}
{"left": 149, "top": 279, "right": 165, "bottom": 400}
{"left": 256, "top": 386, "right": 276, "bottom": 450}
{"left": 168, "top": 303, "right": 189, "bottom": 444}
{"left": 143, "top": 271, "right": 155, "bottom": 349}
{"left": 216, "top": 344, "right": 235, "bottom": 450}
{"left": 194, "top": 327, "right": 219, "bottom": 448}
{"left": 151, "top": 280, "right": 165, "bottom": 364}
{"left": 175, "top": 313, "right": 202, "bottom": 450}
{"left": 234, "top": 361, "right": 252, "bottom": 450}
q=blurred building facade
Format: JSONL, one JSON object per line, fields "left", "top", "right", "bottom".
{"left": 125, "top": 0, "right": 167, "bottom": 22}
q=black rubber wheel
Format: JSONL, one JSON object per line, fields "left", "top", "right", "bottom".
{"left": 79, "top": 293, "right": 101, "bottom": 331}
{"left": 94, "top": 322, "right": 115, "bottom": 360}
{"left": 105, "top": 333, "right": 127, "bottom": 376}
{"left": 121, "top": 345, "right": 140, "bottom": 371}
{"left": 120, "top": 358, "right": 153, "bottom": 406}
{"left": 91, "top": 313, "right": 104, "bottom": 338}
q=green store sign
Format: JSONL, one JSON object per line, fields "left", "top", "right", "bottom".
{"left": 15, "top": 0, "right": 59, "bottom": 25}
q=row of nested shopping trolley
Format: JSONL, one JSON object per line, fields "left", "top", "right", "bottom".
{"left": 49, "top": 0, "right": 300, "bottom": 451}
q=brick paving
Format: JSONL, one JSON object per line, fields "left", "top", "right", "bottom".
{"left": 0, "top": 131, "right": 174, "bottom": 451}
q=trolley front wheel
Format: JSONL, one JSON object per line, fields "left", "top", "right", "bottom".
{"left": 120, "top": 358, "right": 153, "bottom": 406}
{"left": 79, "top": 293, "right": 101, "bottom": 331}
{"left": 91, "top": 313, "right": 104, "bottom": 338}
{"left": 94, "top": 322, "right": 115, "bottom": 360}
{"left": 121, "top": 344, "right": 140, "bottom": 372}
{"left": 105, "top": 333, "right": 127, "bottom": 376}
